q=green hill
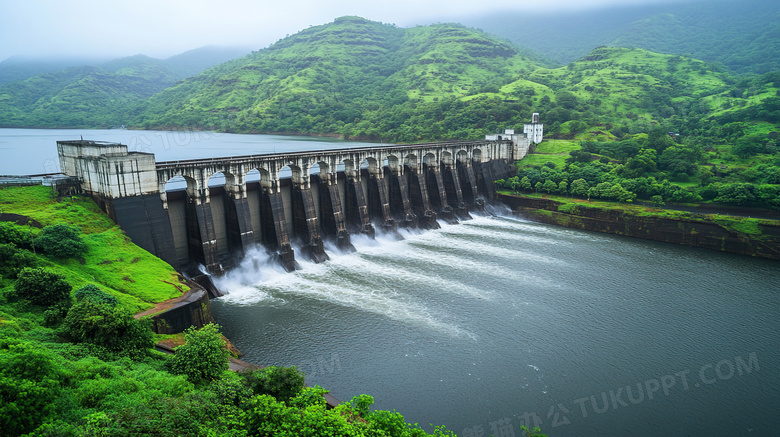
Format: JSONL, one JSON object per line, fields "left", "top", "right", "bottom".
{"left": 133, "top": 17, "right": 545, "bottom": 139}
{"left": 135, "top": 27, "right": 779, "bottom": 144}
{"left": 0, "top": 64, "right": 169, "bottom": 128}
{"left": 0, "top": 56, "right": 110, "bottom": 84}
{"left": 0, "top": 16, "right": 777, "bottom": 144}
{"left": 0, "top": 47, "right": 251, "bottom": 128}
{"left": 524, "top": 47, "right": 735, "bottom": 136}
{"left": 463, "top": 0, "right": 780, "bottom": 75}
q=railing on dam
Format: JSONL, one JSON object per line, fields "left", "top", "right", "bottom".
{"left": 153, "top": 140, "right": 508, "bottom": 168}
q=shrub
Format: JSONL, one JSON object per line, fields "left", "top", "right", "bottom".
{"left": 34, "top": 224, "right": 87, "bottom": 258}
{"left": 43, "top": 301, "right": 72, "bottom": 327}
{"left": 245, "top": 365, "right": 305, "bottom": 402}
{"left": 0, "top": 243, "right": 36, "bottom": 279}
{"left": 208, "top": 372, "right": 253, "bottom": 408}
{"left": 170, "top": 323, "right": 230, "bottom": 384}
{"left": 244, "top": 394, "right": 362, "bottom": 437}
{"left": 74, "top": 284, "right": 117, "bottom": 307}
{"left": 0, "top": 342, "right": 62, "bottom": 435}
{"left": 557, "top": 203, "right": 580, "bottom": 215}
{"left": 62, "top": 301, "right": 153, "bottom": 354}
{"left": 0, "top": 222, "right": 37, "bottom": 248}
{"left": 10, "top": 267, "right": 71, "bottom": 306}
{"left": 288, "top": 385, "right": 329, "bottom": 409}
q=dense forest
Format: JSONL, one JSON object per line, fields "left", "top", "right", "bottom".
{"left": 500, "top": 129, "right": 780, "bottom": 210}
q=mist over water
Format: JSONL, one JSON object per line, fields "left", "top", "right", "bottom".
{"left": 211, "top": 210, "right": 780, "bottom": 437}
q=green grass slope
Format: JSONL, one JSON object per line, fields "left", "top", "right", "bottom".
{"left": 0, "top": 186, "right": 186, "bottom": 313}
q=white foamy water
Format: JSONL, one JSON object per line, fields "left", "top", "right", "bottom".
{"left": 212, "top": 217, "right": 537, "bottom": 338}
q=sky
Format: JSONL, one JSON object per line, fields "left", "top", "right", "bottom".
{"left": 0, "top": 0, "right": 688, "bottom": 62}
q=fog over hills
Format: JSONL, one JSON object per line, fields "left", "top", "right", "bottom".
{"left": 0, "top": 46, "right": 252, "bottom": 85}
{"left": 462, "top": 0, "right": 780, "bottom": 74}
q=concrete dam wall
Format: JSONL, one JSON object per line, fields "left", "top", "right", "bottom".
{"left": 57, "top": 138, "right": 524, "bottom": 275}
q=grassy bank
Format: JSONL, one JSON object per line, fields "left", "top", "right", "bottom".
{"left": 0, "top": 185, "right": 187, "bottom": 312}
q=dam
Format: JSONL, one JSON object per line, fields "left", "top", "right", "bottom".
{"left": 56, "top": 126, "right": 539, "bottom": 275}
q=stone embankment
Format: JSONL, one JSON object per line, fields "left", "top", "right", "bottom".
{"left": 499, "top": 194, "right": 780, "bottom": 260}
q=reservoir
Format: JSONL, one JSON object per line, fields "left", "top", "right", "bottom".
{"left": 3, "top": 129, "right": 778, "bottom": 436}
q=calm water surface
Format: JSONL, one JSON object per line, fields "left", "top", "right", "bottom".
{"left": 0, "top": 127, "right": 378, "bottom": 175}
{"left": 3, "top": 129, "right": 778, "bottom": 436}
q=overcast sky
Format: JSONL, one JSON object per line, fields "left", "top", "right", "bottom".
{"left": 0, "top": 0, "right": 688, "bottom": 62}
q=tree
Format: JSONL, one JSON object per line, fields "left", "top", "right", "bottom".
{"left": 570, "top": 178, "right": 590, "bottom": 197}
{"left": 62, "top": 300, "right": 153, "bottom": 354}
{"left": 246, "top": 365, "right": 305, "bottom": 402}
{"left": 558, "top": 181, "right": 569, "bottom": 194}
{"left": 170, "top": 323, "right": 230, "bottom": 384}
{"left": 10, "top": 267, "right": 71, "bottom": 306}
{"left": 714, "top": 183, "right": 758, "bottom": 206}
{"left": 520, "top": 176, "right": 532, "bottom": 192}
{"left": 626, "top": 148, "right": 657, "bottom": 175}
{"left": 33, "top": 224, "right": 87, "bottom": 258}
{"left": 507, "top": 176, "right": 521, "bottom": 193}
{"left": 647, "top": 129, "right": 675, "bottom": 154}
{"left": 0, "top": 243, "right": 36, "bottom": 279}
{"left": 732, "top": 133, "right": 767, "bottom": 158}
{"left": 658, "top": 145, "right": 701, "bottom": 177}
{"left": 542, "top": 179, "right": 557, "bottom": 193}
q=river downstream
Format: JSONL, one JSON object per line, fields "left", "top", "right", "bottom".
{"left": 211, "top": 211, "right": 780, "bottom": 437}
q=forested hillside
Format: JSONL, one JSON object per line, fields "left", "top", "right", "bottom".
{"left": 133, "top": 16, "right": 545, "bottom": 141}
{"left": 0, "top": 15, "right": 777, "bottom": 148}
{"left": 130, "top": 16, "right": 779, "bottom": 144}
{"left": 0, "top": 46, "right": 250, "bottom": 128}
{"left": 464, "top": 0, "right": 780, "bottom": 74}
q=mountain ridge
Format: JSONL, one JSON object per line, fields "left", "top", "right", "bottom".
{"left": 462, "top": 0, "right": 780, "bottom": 74}
{"left": 0, "top": 16, "right": 777, "bottom": 145}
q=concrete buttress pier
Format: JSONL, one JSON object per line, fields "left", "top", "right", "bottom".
{"left": 57, "top": 131, "right": 539, "bottom": 274}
